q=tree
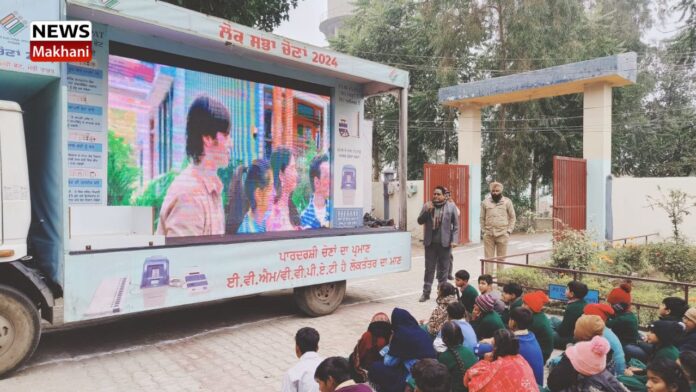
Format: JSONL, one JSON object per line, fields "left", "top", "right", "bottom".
{"left": 646, "top": 186, "right": 696, "bottom": 242}
{"left": 161, "top": 0, "right": 299, "bottom": 31}
{"left": 331, "top": 0, "right": 485, "bottom": 179}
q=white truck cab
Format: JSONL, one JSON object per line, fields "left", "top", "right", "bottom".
{"left": 0, "top": 101, "right": 31, "bottom": 262}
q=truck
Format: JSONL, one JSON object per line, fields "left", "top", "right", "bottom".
{"left": 0, "top": 0, "right": 410, "bottom": 376}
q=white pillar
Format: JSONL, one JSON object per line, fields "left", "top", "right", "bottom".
{"left": 583, "top": 83, "right": 612, "bottom": 240}
{"left": 457, "top": 105, "right": 481, "bottom": 243}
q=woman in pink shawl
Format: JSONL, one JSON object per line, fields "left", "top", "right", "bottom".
{"left": 463, "top": 329, "right": 539, "bottom": 392}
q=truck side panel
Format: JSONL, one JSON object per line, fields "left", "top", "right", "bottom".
{"left": 62, "top": 231, "right": 410, "bottom": 323}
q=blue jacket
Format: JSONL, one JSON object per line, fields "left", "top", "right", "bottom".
{"left": 517, "top": 331, "right": 545, "bottom": 387}
{"left": 603, "top": 327, "right": 626, "bottom": 375}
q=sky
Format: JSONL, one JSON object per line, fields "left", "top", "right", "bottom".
{"left": 273, "top": 0, "right": 329, "bottom": 47}
{"left": 273, "top": 0, "right": 687, "bottom": 49}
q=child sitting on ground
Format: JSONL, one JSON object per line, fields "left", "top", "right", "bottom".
{"left": 433, "top": 302, "right": 478, "bottom": 352}
{"left": 501, "top": 282, "right": 524, "bottom": 325}
{"left": 478, "top": 274, "right": 506, "bottom": 315}
{"left": 421, "top": 282, "right": 458, "bottom": 336}
{"left": 552, "top": 280, "right": 589, "bottom": 349}
{"left": 454, "top": 269, "right": 479, "bottom": 319}
{"left": 606, "top": 282, "right": 641, "bottom": 349}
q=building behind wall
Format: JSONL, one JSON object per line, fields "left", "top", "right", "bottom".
{"left": 319, "top": 0, "right": 355, "bottom": 40}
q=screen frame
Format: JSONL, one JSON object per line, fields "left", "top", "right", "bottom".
{"left": 109, "top": 41, "right": 333, "bottom": 97}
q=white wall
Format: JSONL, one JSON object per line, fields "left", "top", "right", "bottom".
{"left": 371, "top": 180, "right": 425, "bottom": 240}
{"left": 612, "top": 177, "right": 696, "bottom": 242}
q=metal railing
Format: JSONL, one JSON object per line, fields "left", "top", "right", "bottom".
{"left": 609, "top": 233, "right": 659, "bottom": 246}
{"left": 481, "top": 251, "right": 696, "bottom": 326}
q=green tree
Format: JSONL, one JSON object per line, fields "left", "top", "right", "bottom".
{"left": 162, "top": 0, "right": 299, "bottom": 31}
{"left": 331, "top": 0, "right": 485, "bottom": 179}
{"left": 107, "top": 130, "right": 140, "bottom": 205}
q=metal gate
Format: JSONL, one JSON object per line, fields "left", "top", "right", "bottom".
{"left": 423, "top": 164, "right": 469, "bottom": 244}
{"left": 553, "top": 156, "right": 587, "bottom": 232}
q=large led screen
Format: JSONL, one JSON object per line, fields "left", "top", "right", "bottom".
{"left": 107, "top": 54, "right": 332, "bottom": 238}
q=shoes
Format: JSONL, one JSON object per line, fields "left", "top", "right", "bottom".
{"left": 418, "top": 294, "right": 430, "bottom": 302}
{"left": 447, "top": 274, "right": 454, "bottom": 280}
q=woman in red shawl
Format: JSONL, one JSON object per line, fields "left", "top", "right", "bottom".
{"left": 349, "top": 312, "right": 392, "bottom": 382}
{"left": 463, "top": 329, "right": 539, "bottom": 392}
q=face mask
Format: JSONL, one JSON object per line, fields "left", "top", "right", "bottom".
{"left": 491, "top": 193, "right": 502, "bottom": 203}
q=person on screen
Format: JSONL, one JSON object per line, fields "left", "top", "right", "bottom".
{"left": 157, "top": 95, "right": 231, "bottom": 237}
{"left": 237, "top": 159, "right": 274, "bottom": 234}
{"left": 267, "top": 147, "right": 301, "bottom": 231}
{"left": 300, "top": 154, "right": 331, "bottom": 229}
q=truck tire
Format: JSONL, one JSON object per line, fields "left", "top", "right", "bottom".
{"left": 293, "top": 281, "right": 346, "bottom": 317}
{"left": 0, "top": 285, "right": 40, "bottom": 378}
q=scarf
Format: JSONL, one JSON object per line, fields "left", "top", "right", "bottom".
{"left": 431, "top": 201, "right": 445, "bottom": 230}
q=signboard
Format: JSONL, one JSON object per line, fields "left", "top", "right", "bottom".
{"left": 0, "top": 0, "right": 59, "bottom": 76}
{"left": 67, "top": 23, "right": 108, "bottom": 205}
{"left": 548, "top": 283, "right": 599, "bottom": 304}
{"left": 63, "top": 231, "right": 411, "bottom": 322}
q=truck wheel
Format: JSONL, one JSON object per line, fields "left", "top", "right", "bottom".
{"left": 0, "top": 285, "right": 40, "bottom": 378}
{"left": 293, "top": 281, "right": 346, "bottom": 317}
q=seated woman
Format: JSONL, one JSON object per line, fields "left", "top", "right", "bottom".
{"left": 437, "top": 321, "right": 478, "bottom": 392}
{"left": 547, "top": 335, "right": 628, "bottom": 392}
{"left": 348, "top": 312, "right": 392, "bottom": 383}
{"left": 463, "top": 329, "right": 539, "bottom": 392}
{"left": 646, "top": 358, "right": 691, "bottom": 392}
{"left": 368, "top": 308, "right": 436, "bottom": 392}
{"left": 421, "top": 282, "right": 458, "bottom": 336}
{"left": 315, "top": 356, "right": 374, "bottom": 392}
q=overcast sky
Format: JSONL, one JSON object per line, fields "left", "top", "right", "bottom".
{"left": 273, "top": 0, "right": 686, "bottom": 49}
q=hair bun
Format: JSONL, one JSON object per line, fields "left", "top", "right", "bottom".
{"left": 619, "top": 282, "right": 632, "bottom": 293}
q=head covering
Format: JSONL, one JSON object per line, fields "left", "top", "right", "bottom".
{"left": 583, "top": 303, "right": 615, "bottom": 322}
{"left": 565, "top": 336, "right": 610, "bottom": 376}
{"left": 475, "top": 294, "right": 496, "bottom": 313}
{"left": 371, "top": 312, "right": 390, "bottom": 323}
{"left": 685, "top": 308, "right": 696, "bottom": 324}
{"left": 607, "top": 282, "right": 632, "bottom": 306}
{"left": 574, "top": 315, "right": 605, "bottom": 341}
{"left": 388, "top": 308, "right": 437, "bottom": 359}
{"left": 650, "top": 320, "right": 684, "bottom": 346}
{"left": 351, "top": 313, "right": 392, "bottom": 382}
{"left": 522, "top": 291, "right": 549, "bottom": 313}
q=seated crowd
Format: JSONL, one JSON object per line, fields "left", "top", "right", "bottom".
{"left": 282, "top": 271, "right": 696, "bottom": 392}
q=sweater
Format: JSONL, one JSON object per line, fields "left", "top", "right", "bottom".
{"left": 472, "top": 311, "right": 506, "bottom": 340}
{"left": 603, "top": 327, "right": 626, "bottom": 375}
{"left": 438, "top": 345, "right": 478, "bottom": 392}
{"left": 679, "top": 330, "right": 696, "bottom": 353}
{"left": 516, "top": 331, "right": 545, "bottom": 387}
{"left": 606, "top": 312, "right": 640, "bottom": 347}
{"left": 652, "top": 345, "right": 680, "bottom": 361}
{"left": 529, "top": 312, "right": 554, "bottom": 362}
{"left": 460, "top": 284, "right": 479, "bottom": 315}
{"left": 556, "top": 300, "right": 587, "bottom": 338}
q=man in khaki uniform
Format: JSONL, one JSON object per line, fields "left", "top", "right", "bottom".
{"left": 480, "top": 182, "right": 515, "bottom": 274}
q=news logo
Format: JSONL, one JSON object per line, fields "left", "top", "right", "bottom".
{"left": 30, "top": 21, "right": 92, "bottom": 62}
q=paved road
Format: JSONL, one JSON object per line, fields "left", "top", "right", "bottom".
{"left": 0, "top": 233, "right": 551, "bottom": 391}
